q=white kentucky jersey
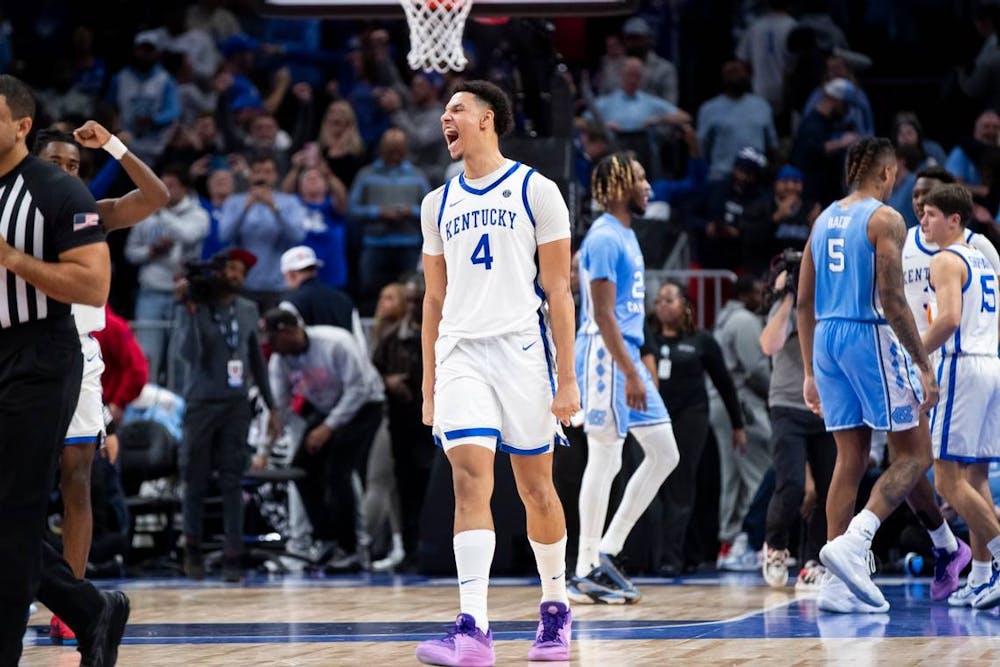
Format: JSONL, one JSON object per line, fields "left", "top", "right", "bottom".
{"left": 937, "top": 243, "right": 999, "bottom": 356}
{"left": 72, "top": 303, "right": 106, "bottom": 335}
{"left": 903, "top": 227, "right": 1000, "bottom": 336}
{"left": 421, "top": 160, "right": 570, "bottom": 339}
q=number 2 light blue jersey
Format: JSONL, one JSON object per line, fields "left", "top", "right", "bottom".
{"left": 577, "top": 213, "right": 646, "bottom": 347}
{"left": 811, "top": 197, "right": 885, "bottom": 322}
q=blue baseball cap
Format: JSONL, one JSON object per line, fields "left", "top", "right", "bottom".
{"left": 776, "top": 165, "right": 803, "bottom": 182}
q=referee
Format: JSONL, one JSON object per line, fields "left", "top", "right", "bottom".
{"left": 0, "top": 75, "right": 126, "bottom": 665}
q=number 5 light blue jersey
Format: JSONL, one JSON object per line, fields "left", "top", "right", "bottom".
{"left": 811, "top": 197, "right": 886, "bottom": 322}
{"left": 577, "top": 213, "right": 646, "bottom": 347}
{"left": 421, "top": 160, "right": 571, "bottom": 339}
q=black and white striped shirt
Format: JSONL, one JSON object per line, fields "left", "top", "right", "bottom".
{"left": 0, "top": 156, "right": 105, "bottom": 328}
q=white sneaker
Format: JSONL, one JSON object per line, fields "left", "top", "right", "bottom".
{"left": 972, "top": 570, "right": 1000, "bottom": 610}
{"left": 371, "top": 534, "right": 406, "bottom": 572}
{"left": 719, "top": 533, "right": 761, "bottom": 572}
{"left": 819, "top": 534, "right": 886, "bottom": 608}
{"left": 817, "top": 571, "right": 889, "bottom": 614}
{"left": 795, "top": 560, "right": 826, "bottom": 593}
{"left": 948, "top": 582, "right": 977, "bottom": 607}
{"left": 763, "top": 544, "right": 790, "bottom": 588}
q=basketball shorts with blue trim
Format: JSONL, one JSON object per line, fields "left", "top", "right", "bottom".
{"left": 65, "top": 334, "right": 106, "bottom": 444}
{"left": 432, "top": 332, "right": 567, "bottom": 455}
{"left": 931, "top": 354, "right": 1000, "bottom": 463}
{"left": 576, "top": 334, "right": 670, "bottom": 439}
{"left": 813, "top": 319, "right": 922, "bottom": 432}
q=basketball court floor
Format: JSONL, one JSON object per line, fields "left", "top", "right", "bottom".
{"left": 21, "top": 572, "right": 1000, "bottom": 665}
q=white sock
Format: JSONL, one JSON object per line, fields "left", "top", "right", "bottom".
{"left": 970, "top": 559, "right": 992, "bottom": 587}
{"left": 454, "top": 529, "right": 495, "bottom": 631}
{"left": 846, "top": 509, "right": 881, "bottom": 546}
{"left": 576, "top": 430, "right": 624, "bottom": 577}
{"left": 530, "top": 534, "right": 569, "bottom": 605}
{"left": 928, "top": 521, "right": 958, "bottom": 553}
{"left": 987, "top": 535, "right": 1000, "bottom": 564}
{"left": 576, "top": 537, "right": 601, "bottom": 578}
{"left": 599, "top": 425, "right": 680, "bottom": 556}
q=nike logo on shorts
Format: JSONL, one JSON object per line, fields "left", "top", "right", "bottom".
{"left": 522, "top": 341, "right": 537, "bottom": 351}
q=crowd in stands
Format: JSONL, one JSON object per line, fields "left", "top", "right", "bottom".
{"left": 12, "top": 0, "right": 1000, "bottom": 577}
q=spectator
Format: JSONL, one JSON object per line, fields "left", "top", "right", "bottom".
{"left": 125, "top": 163, "right": 210, "bottom": 384}
{"left": 595, "top": 33, "right": 627, "bottom": 96}
{"left": 888, "top": 145, "right": 924, "bottom": 228}
{"left": 709, "top": 276, "right": 772, "bottom": 570}
{"left": 343, "top": 29, "right": 410, "bottom": 149}
{"left": 278, "top": 245, "right": 364, "bottom": 350}
{"left": 348, "top": 128, "right": 431, "bottom": 314}
{"left": 317, "top": 100, "right": 368, "bottom": 188}
{"left": 155, "top": 6, "right": 221, "bottom": 85}
{"left": 381, "top": 71, "right": 451, "bottom": 186}
{"left": 284, "top": 162, "right": 351, "bottom": 290}
{"left": 621, "top": 16, "right": 678, "bottom": 104}
{"left": 789, "top": 77, "right": 857, "bottom": 206}
{"left": 161, "top": 51, "right": 216, "bottom": 127}
{"left": 697, "top": 60, "right": 778, "bottom": 182}
{"left": 69, "top": 26, "right": 105, "bottom": 100}
{"left": 163, "top": 113, "right": 227, "bottom": 169}
{"left": 185, "top": 0, "right": 243, "bottom": 42}
{"left": 174, "top": 249, "right": 278, "bottom": 582}
{"left": 371, "top": 277, "right": 434, "bottom": 570}
{"left": 944, "top": 109, "right": 1000, "bottom": 198}
{"left": 802, "top": 54, "right": 875, "bottom": 138}
{"left": 199, "top": 166, "right": 236, "bottom": 260}
{"left": 106, "top": 31, "right": 180, "bottom": 164}
{"left": 219, "top": 153, "right": 307, "bottom": 310}
{"left": 893, "top": 111, "right": 948, "bottom": 168}
{"left": 590, "top": 57, "right": 688, "bottom": 135}
{"left": 765, "top": 165, "right": 820, "bottom": 258}
{"left": 736, "top": 0, "right": 797, "bottom": 120}
{"left": 265, "top": 309, "right": 385, "bottom": 571}
{"left": 958, "top": 1, "right": 1000, "bottom": 109}
{"left": 575, "top": 122, "right": 614, "bottom": 206}
{"left": 694, "top": 146, "right": 772, "bottom": 271}
{"left": 643, "top": 280, "right": 745, "bottom": 576}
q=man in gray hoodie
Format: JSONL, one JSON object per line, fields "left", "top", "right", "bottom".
{"left": 710, "top": 275, "right": 773, "bottom": 570}
{"left": 264, "top": 308, "right": 385, "bottom": 569}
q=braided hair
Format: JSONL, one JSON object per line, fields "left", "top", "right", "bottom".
{"left": 844, "top": 137, "right": 895, "bottom": 190}
{"left": 592, "top": 151, "right": 641, "bottom": 210}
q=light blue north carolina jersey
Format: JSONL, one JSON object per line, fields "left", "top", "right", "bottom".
{"left": 577, "top": 213, "right": 646, "bottom": 347}
{"left": 811, "top": 197, "right": 885, "bottom": 322}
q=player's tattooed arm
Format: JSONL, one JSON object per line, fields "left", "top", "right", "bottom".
{"left": 872, "top": 207, "right": 933, "bottom": 373}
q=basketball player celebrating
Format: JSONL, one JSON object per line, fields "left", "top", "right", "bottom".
{"left": 797, "top": 137, "right": 939, "bottom": 612}
{"left": 34, "top": 121, "right": 168, "bottom": 641}
{"left": 918, "top": 184, "right": 1000, "bottom": 609}
{"left": 415, "top": 81, "right": 579, "bottom": 666}
{"left": 570, "top": 152, "right": 679, "bottom": 604}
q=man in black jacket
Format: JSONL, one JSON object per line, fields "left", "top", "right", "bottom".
{"left": 279, "top": 245, "right": 365, "bottom": 347}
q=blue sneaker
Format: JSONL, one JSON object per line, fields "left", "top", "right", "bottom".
{"left": 972, "top": 568, "right": 1000, "bottom": 610}
{"left": 567, "top": 572, "right": 626, "bottom": 605}
{"left": 598, "top": 552, "right": 641, "bottom": 603}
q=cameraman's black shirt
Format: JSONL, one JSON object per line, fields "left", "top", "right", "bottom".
{"left": 642, "top": 327, "right": 744, "bottom": 428}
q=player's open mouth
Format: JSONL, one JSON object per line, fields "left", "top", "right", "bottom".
{"left": 444, "top": 128, "right": 460, "bottom": 149}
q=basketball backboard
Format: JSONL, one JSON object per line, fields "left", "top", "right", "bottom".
{"left": 257, "top": 0, "right": 638, "bottom": 18}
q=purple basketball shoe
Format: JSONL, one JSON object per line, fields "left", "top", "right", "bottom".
{"left": 527, "top": 601, "right": 572, "bottom": 661}
{"left": 415, "top": 613, "right": 495, "bottom": 667}
{"left": 931, "top": 539, "right": 971, "bottom": 601}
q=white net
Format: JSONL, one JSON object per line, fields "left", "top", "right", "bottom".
{"left": 400, "top": 0, "right": 474, "bottom": 73}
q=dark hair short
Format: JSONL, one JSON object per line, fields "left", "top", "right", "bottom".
{"left": 923, "top": 183, "right": 973, "bottom": 226}
{"left": 0, "top": 74, "right": 36, "bottom": 121}
{"left": 32, "top": 128, "right": 78, "bottom": 156}
{"left": 454, "top": 80, "right": 514, "bottom": 137}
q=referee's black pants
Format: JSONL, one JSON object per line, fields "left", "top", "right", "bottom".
{"left": 0, "top": 317, "right": 101, "bottom": 664}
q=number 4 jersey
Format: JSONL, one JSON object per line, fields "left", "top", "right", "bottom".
{"left": 421, "top": 160, "right": 570, "bottom": 339}
{"left": 811, "top": 197, "right": 885, "bottom": 322}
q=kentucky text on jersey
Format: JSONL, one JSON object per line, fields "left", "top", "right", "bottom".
{"left": 442, "top": 208, "right": 518, "bottom": 240}
{"left": 905, "top": 266, "right": 930, "bottom": 286}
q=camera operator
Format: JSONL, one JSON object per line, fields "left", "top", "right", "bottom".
{"left": 174, "top": 248, "right": 278, "bottom": 582}
{"left": 759, "top": 258, "right": 835, "bottom": 591}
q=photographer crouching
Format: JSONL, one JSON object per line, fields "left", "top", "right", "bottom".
{"left": 759, "top": 250, "right": 835, "bottom": 591}
{"left": 174, "top": 248, "right": 279, "bottom": 582}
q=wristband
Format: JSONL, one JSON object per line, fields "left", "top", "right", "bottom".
{"left": 102, "top": 135, "right": 128, "bottom": 160}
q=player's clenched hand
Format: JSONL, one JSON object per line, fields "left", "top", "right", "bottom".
{"left": 624, "top": 370, "right": 647, "bottom": 412}
{"left": 73, "top": 120, "right": 113, "bottom": 149}
{"left": 551, "top": 382, "right": 581, "bottom": 426}
{"left": 918, "top": 367, "right": 940, "bottom": 414}
{"left": 803, "top": 375, "right": 823, "bottom": 418}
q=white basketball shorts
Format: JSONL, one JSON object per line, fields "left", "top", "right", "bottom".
{"left": 65, "top": 334, "right": 106, "bottom": 445}
{"left": 432, "top": 331, "right": 567, "bottom": 455}
{"left": 931, "top": 354, "right": 1000, "bottom": 463}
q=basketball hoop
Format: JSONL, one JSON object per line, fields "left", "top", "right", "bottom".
{"left": 400, "top": 0, "right": 474, "bottom": 73}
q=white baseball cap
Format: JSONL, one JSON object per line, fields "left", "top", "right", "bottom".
{"left": 280, "top": 246, "right": 324, "bottom": 274}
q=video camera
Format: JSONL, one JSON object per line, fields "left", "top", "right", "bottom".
{"left": 766, "top": 247, "right": 804, "bottom": 307}
{"left": 183, "top": 256, "right": 228, "bottom": 304}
